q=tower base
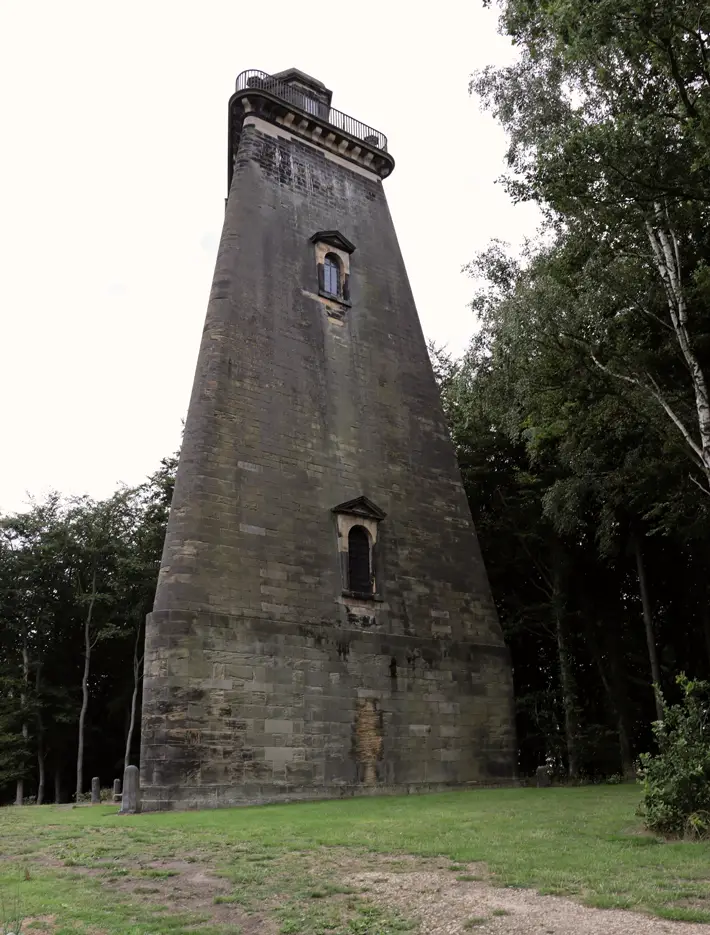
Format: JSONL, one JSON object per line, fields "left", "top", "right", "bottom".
{"left": 140, "top": 610, "right": 516, "bottom": 811}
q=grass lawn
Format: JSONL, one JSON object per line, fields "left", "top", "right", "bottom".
{"left": 1, "top": 784, "right": 709, "bottom": 934}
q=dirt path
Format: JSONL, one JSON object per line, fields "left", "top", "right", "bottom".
{"left": 342, "top": 860, "right": 710, "bottom": 934}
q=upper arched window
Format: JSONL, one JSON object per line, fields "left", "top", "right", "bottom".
{"left": 323, "top": 253, "right": 341, "bottom": 297}
{"left": 348, "top": 525, "right": 372, "bottom": 594}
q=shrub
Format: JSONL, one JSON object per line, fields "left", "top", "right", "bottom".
{"left": 638, "top": 675, "right": 710, "bottom": 838}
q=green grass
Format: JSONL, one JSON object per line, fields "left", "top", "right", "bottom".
{"left": 0, "top": 785, "right": 709, "bottom": 933}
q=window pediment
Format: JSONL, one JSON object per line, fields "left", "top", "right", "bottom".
{"left": 310, "top": 230, "right": 356, "bottom": 255}
{"left": 332, "top": 496, "right": 386, "bottom": 521}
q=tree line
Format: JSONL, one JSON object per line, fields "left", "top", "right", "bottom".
{"left": 0, "top": 457, "right": 176, "bottom": 804}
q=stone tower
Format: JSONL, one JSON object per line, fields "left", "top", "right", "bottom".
{"left": 140, "top": 68, "right": 516, "bottom": 810}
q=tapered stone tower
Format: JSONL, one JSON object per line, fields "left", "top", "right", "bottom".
{"left": 140, "top": 68, "right": 516, "bottom": 810}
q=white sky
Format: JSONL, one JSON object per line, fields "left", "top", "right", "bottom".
{"left": 0, "top": 1, "right": 539, "bottom": 515}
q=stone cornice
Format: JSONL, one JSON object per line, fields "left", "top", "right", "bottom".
{"left": 228, "top": 87, "right": 395, "bottom": 186}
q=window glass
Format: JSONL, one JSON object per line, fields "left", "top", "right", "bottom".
{"left": 324, "top": 253, "right": 341, "bottom": 296}
{"left": 348, "top": 526, "right": 372, "bottom": 593}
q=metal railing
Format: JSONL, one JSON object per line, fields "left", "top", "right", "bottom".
{"left": 235, "top": 70, "right": 388, "bottom": 152}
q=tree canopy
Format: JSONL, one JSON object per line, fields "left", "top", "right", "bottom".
{"left": 434, "top": 0, "right": 710, "bottom": 776}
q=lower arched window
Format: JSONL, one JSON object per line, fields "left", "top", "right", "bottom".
{"left": 348, "top": 525, "right": 372, "bottom": 594}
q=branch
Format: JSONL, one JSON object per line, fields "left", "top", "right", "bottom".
{"left": 586, "top": 345, "right": 643, "bottom": 389}
{"left": 644, "top": 371, "right": 705, "bottom": 466}
{"left": 662, "top": 37, "right": 699, "bottom": 119}
{"left": 563, "top": 333, "right": 706, "bottom": 469}
{"left": 632, "top": 303, "right": 675, "bottom": 334}
{"left": 689, "top": 472, "right": 710, "bottom": 497}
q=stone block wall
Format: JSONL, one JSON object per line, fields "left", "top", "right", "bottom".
{"left": 141, "top": 611, "right": 513, "bottom": 808}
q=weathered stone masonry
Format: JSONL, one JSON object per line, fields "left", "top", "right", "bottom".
{"left": 139, "top": 69, "right": 516, "bottom": 810}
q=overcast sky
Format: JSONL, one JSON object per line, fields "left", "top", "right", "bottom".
{"left": 0, "top": 1, "right": 539, "bottom": 514}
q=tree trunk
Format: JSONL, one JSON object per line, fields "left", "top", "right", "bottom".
{"left": 607, "top": 631, "right": 635, "bottom": 779}
{"left": 614, "top": 703, "right": 634, "bottom": 779}
{"left": 36, "top": 742, "right": 46, "bottom": 806}
{"left": 552, "top": 554, "right": 580, "bottom": 780}
{"left": 632, "top": 533, "right": 664, "bottom": 721}
{"left": 589, "top": 213, "right": 710, "bottom": 495}
{"left": 76, "top": 570, "right": 98, "bottom": 802}
{"left": 589, "top": 622, "right": 635, "bottom": 779}
{"left": 36, "top": 661, "right": 45, "bottom": 806}
{"left": 54, "top": 765, "right": 62, "bottom": 804}
{"left": 15, "top": 638, "right": 30, "bottom": 806}
{"left": 124, "top": 621, "right": 143, "bottom": 771}
{"left": 555, "top": 614, "right": 580, "bottom": 780}
{"left": 646, "top": 207, "right": 710, "bottom": 490}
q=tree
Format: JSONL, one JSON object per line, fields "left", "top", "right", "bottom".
{"left": 0, "top": 495, "right": 68, "bottom": 802}
{"left": 0, "top": 453, "right": 178, "bottom": 805}
{"left": 473, "top": 0, "right": 710, "bottom": 492}
{"left": 442, "top": 0, "right": 710, "bottom": 775}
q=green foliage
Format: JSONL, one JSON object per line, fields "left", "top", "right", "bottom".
{"left": 438, "top": 0, "right": 710, "bottom": 779}
{"left": 639, "top": 676, "right": 710, "bottom": 837}
{"left": 0, "top": 452, "right": 178, "bottom": 802}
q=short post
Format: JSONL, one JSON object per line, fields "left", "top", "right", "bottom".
{"left": 112, "top": 777, "right": 122, "bottom": 803}
{"left": 119, "top": 765, "right": 141, "bottom": 814}
{"left": 91, "top": 776, "right": 101, "bottom": 805}
{"left": 536, "top": 765, "right": 551, "bottom": 788}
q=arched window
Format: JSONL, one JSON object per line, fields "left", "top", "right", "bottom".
{"left": 348, "top": 525, "right": 372, "bottom": 594}
{"left": 323, "top": 253, "right": 341, "bottom": 297}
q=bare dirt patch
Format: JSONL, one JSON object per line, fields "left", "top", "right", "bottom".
{"left": 95, "top": 860, "right": 278, "bottom": 935}
{"left": 21, "top": 915, "right": 57, "bottom": 933}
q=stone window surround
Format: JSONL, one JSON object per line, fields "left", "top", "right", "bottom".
{"left": 310, "top": 231, "right": 355, "bottom": 317}
{"left": 332, "top": 496, "right": 386, "bottom": 602}
{"left": 314, "top": 240, "right": 351, "bottom": 307}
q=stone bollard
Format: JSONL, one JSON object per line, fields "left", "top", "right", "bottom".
{"left": 119, "top": 764, "right": 141, "bottom": 814}
{"left": 536, "top": 765, "right": 551, "bottom": 788}
{"left": 112, "top": 777, "right": 122, "bottom": 803}
{"left": 91, "top": 776, "right": 101, "bottom": 804}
